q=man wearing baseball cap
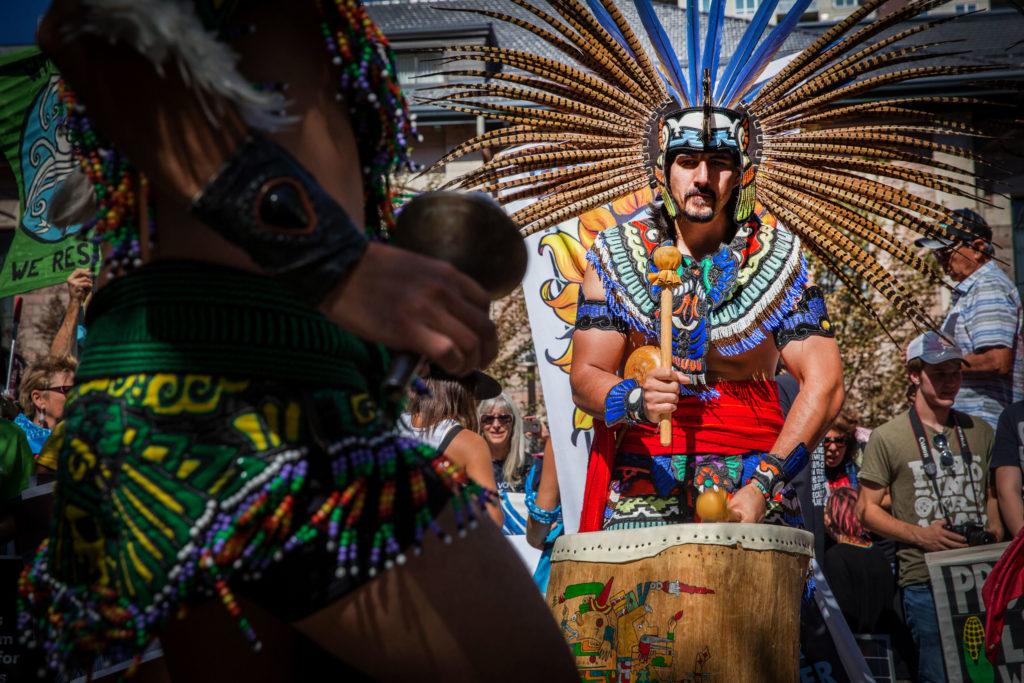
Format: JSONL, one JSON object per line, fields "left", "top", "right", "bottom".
{"left": 857, "top": 331, "right": 1002, "bottom": 682}
{"left": 916, "top": 208, "right": 1024, "bottom": 429}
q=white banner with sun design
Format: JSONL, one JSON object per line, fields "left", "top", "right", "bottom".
{"left": 521, "top": 187, "right": 653, "bottom": 534}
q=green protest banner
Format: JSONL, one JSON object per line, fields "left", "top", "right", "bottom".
{"left": 0, "top": 48, "right": 97, "bottom": 297}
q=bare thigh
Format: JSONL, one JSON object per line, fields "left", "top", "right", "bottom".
{"left": 293, "top": 505, "right": 578, "bottom": 681}
{"left": 157, "top": 597, "right": 370, "bottom": 682}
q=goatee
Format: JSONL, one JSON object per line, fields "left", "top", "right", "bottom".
{"left": 682, "top": 189, "right": 716, "bottom": 223}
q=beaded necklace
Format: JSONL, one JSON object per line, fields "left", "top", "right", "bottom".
{"left": 60, "top": 0, "right": 417, "bottom": 276}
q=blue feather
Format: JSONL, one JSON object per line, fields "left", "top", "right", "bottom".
{"left": 722, "top": 0, "right": 813, "bottom": 105}
{"left": 633, "top": 0, "right": 689, "bottom": 105}
{"left": 659, "top": 71, "right": 687, "bottom": 107}
{"left": 586, "top": 0, "right": 636, "bottom": 58}
{"left": 686, "top": 0, "right": 702, "bottom": 103}
{"left": 714, "top": 0, "right": 780, "bottom": 102}
{"left": 701, "top": 0, "right": 726, "bottom": 92}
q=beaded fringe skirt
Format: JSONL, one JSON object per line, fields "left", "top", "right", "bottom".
{"left": 19, "top": 374, "right": 483, "bottom": 674}
{"left": 17, "top": 262, "right": 487, "bottom": 675}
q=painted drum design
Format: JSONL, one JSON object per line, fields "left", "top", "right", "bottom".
{"left": 547, "top": 523, "right": 813, "bottom": 682}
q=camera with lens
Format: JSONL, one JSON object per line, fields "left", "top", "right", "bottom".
{"left": 946, "top": 522, "right": 996, "bottom": 547}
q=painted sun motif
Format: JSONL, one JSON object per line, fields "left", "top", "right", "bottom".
{"left": 538, "top": 187, "right": 653, "bottom": 437}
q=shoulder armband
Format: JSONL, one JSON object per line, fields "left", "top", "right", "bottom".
{"left": 192, "top": 135, "right": 368, "bottom": 303}
{"left": 774, "top": 285, "right": 834, "bottom": 349}
{"left": 576, "top": 298, "right": 629, "bottom": 335}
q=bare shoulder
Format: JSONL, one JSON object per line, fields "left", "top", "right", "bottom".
{"left": 448, "top": 429, "right": 490, "bottom": 464}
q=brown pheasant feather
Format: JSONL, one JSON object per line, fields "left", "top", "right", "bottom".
{"left": 423, "top": 0, "right": 1007, "bottom": 336}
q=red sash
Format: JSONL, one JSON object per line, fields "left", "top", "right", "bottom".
{"left": 579, "top": 380, "right": 785, "bottom": 532}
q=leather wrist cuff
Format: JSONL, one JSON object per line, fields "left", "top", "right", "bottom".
{"left": 192, "top": 135, "right": 369, "bottom": 303}
{"left": 749, "top": 443, "right": 809, "bottom": 502}
{"left": 605, "top": 379, "right": 649, "bottom": 427}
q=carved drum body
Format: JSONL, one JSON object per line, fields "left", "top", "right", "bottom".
{"left": 547, "top": 523, "right": 812, "bottom": 682}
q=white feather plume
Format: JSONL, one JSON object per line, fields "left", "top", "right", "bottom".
{"left": 77, "top": 0, "right": 294, "bottom": 130}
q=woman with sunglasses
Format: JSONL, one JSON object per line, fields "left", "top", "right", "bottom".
{"left": 822, "top": 409, "right": 862, "bottom": 496}
{"left": 14, "top": 355, "right": 77, "bottom": 460}
{"left": 477, "top": 394, "right": 535, "bottom": 535}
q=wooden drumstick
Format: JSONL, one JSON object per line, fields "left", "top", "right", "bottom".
{"left": 649, "top": 246, "right": 682, "bottom": 447}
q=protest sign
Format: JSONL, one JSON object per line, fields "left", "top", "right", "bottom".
{"left": 0, "top": 48, "right": 97, "bottom": 297}
{"left": 927, "top": 542, "right": 1024, "bottom": 682}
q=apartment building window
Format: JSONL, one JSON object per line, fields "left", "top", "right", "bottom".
{"left": 394, "top": 52, "right": 444, "bottom": 86}
{"left": 734, "top": 0, "right": 756, "bottom": 14}
{"left": 954, "top": 3, "right": 977, "bottom": 11}
{"left": 834, "top": 0, "right": 857, "bottom": 7}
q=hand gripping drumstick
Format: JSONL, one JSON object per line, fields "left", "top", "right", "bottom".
{"left": 648, "top": 246, "right": 682, "bottom": 447}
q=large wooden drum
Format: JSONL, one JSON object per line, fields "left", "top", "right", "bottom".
{"left": 547, "top": 523, "right": 813, "bottom": 682}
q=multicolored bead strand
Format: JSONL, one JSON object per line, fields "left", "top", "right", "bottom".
{"left": 315, "top": 0, "right": 418, "bottom": 238}
{"left": 59, "top": 81, "right": 149, "bottom": 277}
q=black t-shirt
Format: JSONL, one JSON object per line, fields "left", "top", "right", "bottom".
{"left": 991, "top": 400, "right": 1024, "bottom": 472}
{"left": 822, "top": 542, "right": 895, "bottom": 634}
{"left": 492, "top": 458, "right": 534, "bottom": 494}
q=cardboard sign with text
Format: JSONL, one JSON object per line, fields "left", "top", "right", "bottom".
{"left": 927, "top": 542, "right": 1024, "bottom": 682}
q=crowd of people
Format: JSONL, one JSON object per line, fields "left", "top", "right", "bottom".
{"left": 0, "top": 0, "right": 1020, "bottom": 679}
{"left": 0, "top": 181, "right": 1020, "bottom": 683}
{"left": 824, "top": 209, "right": 1023, "bottom": 682}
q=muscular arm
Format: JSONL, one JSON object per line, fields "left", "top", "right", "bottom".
{"left": 726, "top": 336, "right": 842, "bottom": 524}
{"left": 38, "top": 0, "right": 494, "bottom": 377}
{"left": 993, "top": 467, "right": 1022, "bottom": 538}
{"left": 961, "top": 347, "right": 1014, "bottom": 375}
{"left": 527, "top": 440, "right": 559, "bottom": 549}
{"left": 569, "top": 266, "right": 628, "bottom": 417}
{"left": 444, "top": 431, "right": 504, "bottom": 528}
{"left": 775, "top": 335, "right": 845, "bottom": 456}
{"left": 570, "top": 265, "right": 681, "bottom": 424}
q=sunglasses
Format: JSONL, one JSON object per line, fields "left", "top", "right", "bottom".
{"left": 822, "top": 437, "right": 847, "bottom": 446}
{"left": 46, "top": 384, "right": 74, "bottom": 395}
{"left": 481, "top": 414, "right": 513, "bottom": 426}
{"left": 934, "top": 245, "right": 959, "bottom": 262}
{"left": 932, "top": 434, "right": 955, "bottom": 469}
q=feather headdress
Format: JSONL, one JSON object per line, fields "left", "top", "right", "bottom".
{"left": 424, "top": 0, "right": 1006, "bottom": 333}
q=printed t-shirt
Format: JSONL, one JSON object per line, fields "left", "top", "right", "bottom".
{"left": 858, "top": 410, "right": 994, "bottom": 587}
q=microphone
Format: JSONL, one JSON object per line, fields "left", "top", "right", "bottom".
{"left": 382, "top": 191, "right": 527, "bottom": 404}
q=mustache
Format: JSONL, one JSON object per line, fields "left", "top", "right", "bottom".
{"left": 684, "top": 188, "right": 716, "bottom": 204}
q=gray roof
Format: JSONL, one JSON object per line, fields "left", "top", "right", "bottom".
{"left": 369, "top": 0, "right": 819, "bottom": 75}
{"left": 370, "top": 1, "right": 1024, "bottom": 113}
{"left": 369, "top": 0, "right": 821, "bottom": 120}
{"left": 808, "top": 7, "right": 1024, "bottom": 70}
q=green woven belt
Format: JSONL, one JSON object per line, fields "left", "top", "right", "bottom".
{"left": 77, "top": 260, "right": 376, "bottom": 388}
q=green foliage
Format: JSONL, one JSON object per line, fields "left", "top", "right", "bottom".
{"left": 810, "top": 247, "right": 941, "bottom": 429}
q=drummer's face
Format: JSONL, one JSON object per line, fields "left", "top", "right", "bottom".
{"left": 481, "top": 405, "right": 512, "bottom": 448}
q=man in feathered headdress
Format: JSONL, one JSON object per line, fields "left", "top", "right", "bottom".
{"left": 571, "top": 96, "right": 844, "bottom": 530}
{"left": 17, "top": 0, "right": 578, "bottom": 678}
{"left": 425, "top": 0, "right": 1004, "bottom": 533}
